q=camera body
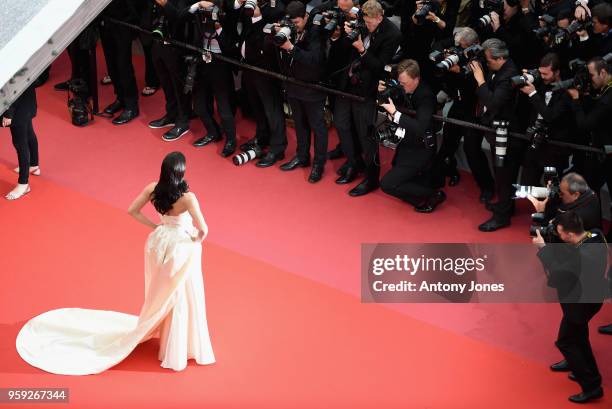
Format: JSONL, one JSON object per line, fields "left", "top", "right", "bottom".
{"left": 243, "top": 0, "right": 258, "bottom": 18}
{"left": 312, "top": 6, "right": 362, "bottom": 39}
{"left": 377, "top": 65, "right": 405, "bottom": 107}
{"left": 551, "top": 58, "right": 590, "bottom": 92}
{"left": 525, "top": 117, "right": 550, "bottom": 151}
{"left": 195, "top": 4, "right": 225, "bottom": 32}
{"left": 527, "top": 167, "right": 561, "bottom": 240}
{"left": 414, "top": 0, "right": 440, "bottom": 25}
{"left": 511, "top": 69, "right": 542, "bottom": 88}
{"left": 429, "top": 44, "right": 484, "bottom": 73}
{"left": 554, "top": 18, "right": 592, "bottom": 45}
{"left": 263, "top": 17, "right": 298, "bottom": 46}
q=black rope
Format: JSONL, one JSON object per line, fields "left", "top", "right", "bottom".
{"left": 106, "top": 17, "right": 607, "bottom": 156}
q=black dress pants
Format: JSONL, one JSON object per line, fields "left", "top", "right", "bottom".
{"left": 152, "top": 43, "right": 190, "bottom": 128}
{"left": 100, "top": 21, "right": 138, "bottom": 110}
{"left": 287, "top": 97, "right": 328, "bottom": 165}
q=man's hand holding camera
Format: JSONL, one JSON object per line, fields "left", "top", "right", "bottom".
{"left": 344, "top": 22, "right": 365, "bottom": 52}
{"left": 532, "top": 229, "right": 546, "bottom": 248}
{"left": 378, "top": 80, "right": 397, "bottom": 118}
{"left": 469, "top": 60, "right": 486, "bottom": 86}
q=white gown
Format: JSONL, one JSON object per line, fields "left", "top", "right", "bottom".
{"left": 16, "top": 211, "right": 215, "bottom": 375}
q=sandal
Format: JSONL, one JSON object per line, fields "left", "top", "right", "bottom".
{"left": 141, "top": 86, "right": 158, "bottom": 97}
{"left": 5, "top": 184, "right": 31, "bottom": 201}
{"left": 13, "top": 166, "right": 41, "bottom": 176}
{"left": 100, "top": 75, "right": 112, "bottom": 85}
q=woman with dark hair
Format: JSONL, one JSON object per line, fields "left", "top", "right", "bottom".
{"left": 16, "top": 152, "right": 215, "bottom": 374}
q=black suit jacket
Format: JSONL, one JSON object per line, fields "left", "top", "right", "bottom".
{"left": 476, "top": 59, "right": 520, "bottom": 129}
{"left": 393, "top": 81, "right": 436, "bottom": 164}
{"left": 329, "top": 17, "right": 401, "bottom": 98}
{"left": 3, "top": 84, "right": 37, "bottom": 122}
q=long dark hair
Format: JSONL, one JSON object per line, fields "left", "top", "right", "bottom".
{"left": 151, "top": 152, "right": 189, "bottom": 214}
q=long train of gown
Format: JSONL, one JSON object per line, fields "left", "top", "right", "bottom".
{"left": 16, "top": 212, "right": 215, "bottom": 375}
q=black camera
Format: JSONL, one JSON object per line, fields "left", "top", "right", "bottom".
{"left": 476, "top": 0, "right": 518, "bottom": 30}
{"left": 430, "top": 44, "right": 484, "bottom": 74}
{"left": 377, "top": 65, "right": 404, "bottom": 108}
{"left": 263, "top": 17, "right": 297, "bottom": 46}
{"left": 525, "top": 118, "right": 549, "bottom": 151}
{"left": 554, "top": 18, "right": 592, "bottom": 45}
{"left": 550, "top": 58, "right": 590, "bottom": 92}
{"left": 183, "top": 55, "right": 200, "bottom": 94}
{"left": 312, "top": 6, "right": 361, "bottom": 38}
{"left": 346, "top": 19, "right": 366, "bottom": 42}
{"left": 194, "top": 4, "right": 224, "bottom": 31}
{"left": 376, "top": 122, "right": 404, "bottom": 149}
{"left": 414, "top": 0, "right": 440, "bottom": 25}
{"left": 67, "top": 79, "right": 93, "bottom": 127}
{"left": 511, "top": 69, "right": 542, "bottom": 88}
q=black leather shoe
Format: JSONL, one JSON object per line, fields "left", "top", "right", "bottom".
{"left": 327, "top": 146, "right": 344, "bottom": 160}
{"left": 568, "top": 388, "right": 603, "bottom": 403}
{"left": 149, "top": 116, "right": 175, "bottom": 129}
{"left": 256, "top": 152, "right": 285, "bottom": 168}
{"left": 349, "top": 179, "right": 379, "bottom": 197}
{"left": 112, "top": 109, "right": 139, "bottom": 125}
{"left": 280, "top": 156, "right": 310, "bottom": 171}
{"left": 335, "top": 166, "right": 359, "bottom": 184}
{"left": 415, "top": 191, "right": 447, "bottom": 213}
{"left": 221, "top": 140, "right": 236, "bottom": 157}
{"left": 54, "top": 80, "right": 70, "bottom": 91}
{"left": 478, "top": 217, "right": 511, "bottom": 232}
{"left": 598, "top": 324, "right": 612, "bottom": 335}
{"left": 162, "top": 126, "right": 189, "bottom": 142}
{"left": 550, "top": 359, "right": 570, "bottom": 372}
{"left": 103, "top": 100, "right": 123, "bottom": 116}
{"left": 193, "top": 134, "right": 221, "bottom": 147}
{"left": 568, "top": 372, "right": 578, "bottom": 382}
{"left": 336, "top": 160, "right": 350, "bottom": 176}
{"left": 479, "top": 189, "right": 494, "bottom": 203}
{"left": 308, "top": 164, "right": 324, "bottom": 183}
{"left": 448, "top": 172, "right": 460, "bottom": 187}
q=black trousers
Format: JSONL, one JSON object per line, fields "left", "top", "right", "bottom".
{"left": 243, "top": 71, "right": 286, "bottom": 155}
{"left": 288, "top": 97, "right": 328, "bottom": 165}
{"left": 433, "top": 103, "right": 471, "bottom": 179}
{"left": 100, "top": 21, "right": 138, "bottom": 110}
{"left": 557, "top": 303, "right": 603, "bottom": 393}
{"left": 333, "top": 98, "right": 378, "bottom": 183}
{"left": 463, "top": 130, "right": 495, "bottom": 193}
{"left": 10, "top": 118, "right": 39, "bottom": 185}
{"left": 67, "top": 41, "right": 92, "bottom": 93}
{"left": 152, "top": 43, "right": 190, "bottom": 128}
{"left": 142, "top": 39, "right": 160, "bottom": 89}
{"left": 193, "top": 61, "right": 236, "bottom": 142}
{"left": 520, "top": 151, "right": 569, "bottom": 186}
{"left": 381, "top": 149, "right": 435, "bottom": 206}
{"left": 485, "top": 136, "right": 524, "bottom": 222}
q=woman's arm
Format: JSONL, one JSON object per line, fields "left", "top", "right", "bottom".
{"left": 186, "top": 192, "right": 208, "bottom": 242}
{"left": 128, "top": 182, "right": 158, "bottom": 229}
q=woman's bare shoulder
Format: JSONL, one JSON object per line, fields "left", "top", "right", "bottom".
{"left": 145, "top": 182, "right": 157, "bottom": 192}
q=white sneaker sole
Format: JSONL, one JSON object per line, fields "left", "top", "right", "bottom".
{"left": 162, "top": 129, "right": 189, "bottom": 142}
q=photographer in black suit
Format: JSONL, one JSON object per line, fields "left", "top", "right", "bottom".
{"left": 1, "top": 84, "right": 40, "bottom": 200}
{"left": 331, "top": 0, "right": 401, "bottom": 196}
{"left": 183, "top": 0, "right": 240, "bottom": 157}
{"left": 277, "top": 1, "right": 329, "bottom": 181}
{"left": 534, "top": 211, "right": 607, "bottom": 404}
{"left": 230, "top": 0, "right": 289, "bottom": 167}
{"left": 469, "top": 38, "right": 523, "bottom": 232}
{"left": 378, "top": 59, "right": 447, "bottom": 212}
{"left": 518, "top": 53, "right": 576, "bottom": 185}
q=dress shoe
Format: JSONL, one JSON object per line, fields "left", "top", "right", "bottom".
{"left": 448, "top": 172, "right": 460, "bottom": 187}
{"left": 149, "top": 116, "right": 175, "bottom": 129}
{"left": 256, "top": 152, "right": 285, "bottom": 168}
{"left": 112, "top": 109, "right": 139, "bottom": 125}
{"left": 349, "top": 179, "right": 379, "bottom": 197}
{"left": 568, "top": 372, "right": 578, "bottom": 382}
{"left": 193, "top": 134, "right": 221, "bottom": 147}
{"left": 280, "top": 157, "right": 310, "bottom": 171}
{"left": 415, "top": 191, "right": 447, "bottom": 213}
{"left": 221, "top": 140, "right": 236, "bottom": 157}
{"left": 335, "top": 166, "right": 359, "bottom": 184}
{"left": 327, "top": 146, "right": 344, "bottom": 160}
{"left": 479, "top": 189, "right": 494, "bottom": 203}
{"left": 308, "top": 164, "right": 324, "bottom": 183}
{"left": 550, "top": 359, "right": 570, "bottom": 372}
{"left": 162, "top": 126, "right": 189, "bottom": 142}
{"left": 598, "top": 324, "right": 612, "bottom": 335}
{"left": 478, "top": 217, "right": 511, "bottom": 232}
{"left": 336, "top": 160, "right": 350, "bottom": 176}
{"left": 103, "top": 100, "right": 123, "bottom": 116}
{"left": 54, "top": 80, "right": 70, "bottom": 91}
{"left": 568, "top": 387, "right": 603, "bottom": 403}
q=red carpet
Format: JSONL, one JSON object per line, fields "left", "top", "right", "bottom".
{"left": 0, "top": 49, "right": 610, "bottom": 407}
{"left": 0, "top": 170, "right": 609, "bottom": 408}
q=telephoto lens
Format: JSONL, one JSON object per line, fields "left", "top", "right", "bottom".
{"left": 243, "top": 0, "right": 257, "bottom": 18}
{"left": 233, "top": 146, "right": 263, "bottom": 166}
{"left": 492, "top": 120, "right": 509, "bottom": 167}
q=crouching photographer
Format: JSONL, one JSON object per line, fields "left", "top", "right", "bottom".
{"left": 534, "top": 211, "right": 608, "bottom": 404}
{"left": 524, "top": 172, "right": 602, "bottom": 242}
{"left": 378, "top": 59, "right": 446, "bottom": 213}
{"left": 515, "top": 52, "right": 576, "bottom": 185}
